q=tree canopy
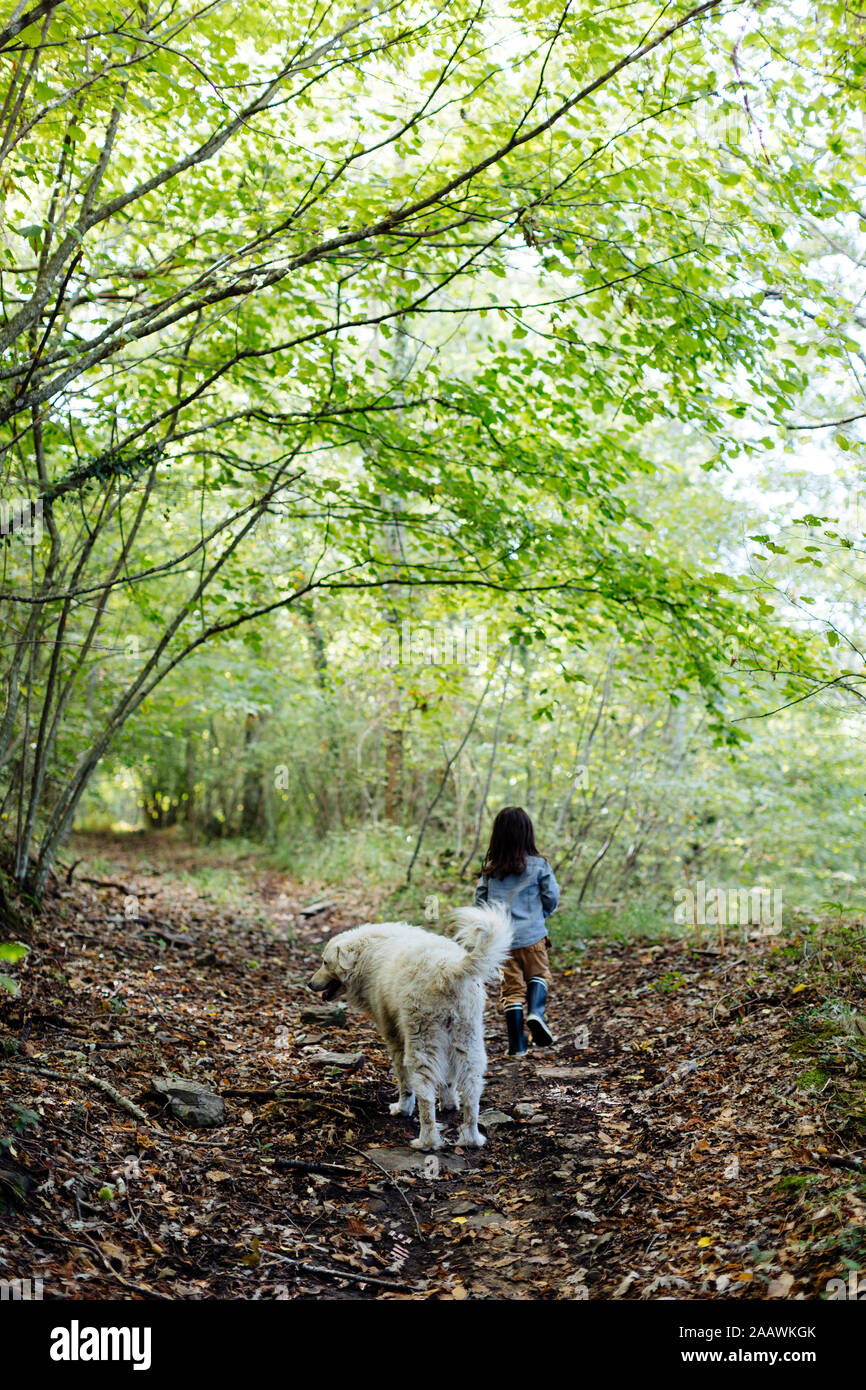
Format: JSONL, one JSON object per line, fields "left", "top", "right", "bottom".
{"left": 1, "top": 0, "right": 865, "bottom": 892}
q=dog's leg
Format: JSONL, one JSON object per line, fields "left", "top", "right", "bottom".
{"left": 406, "top": 1052, "right": 443, "bottom": 1149}
{"left": 385, "top": 1032, "right": 415, "bottom": 1117}
{"left": 410, "top": 1089, "right": 443, "bottom": 1150}
{"left": 390, "top": 1091, "right": 416, "bottom": 1117}
{"left": 389, "top": 1071, "right": 416, "bottom": 1116}
{"left": 454, "top": 1048, "right": 486, "bottom": 1148}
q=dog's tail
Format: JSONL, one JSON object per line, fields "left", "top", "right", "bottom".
{"left": 452, "top": 901, "right": 513, "bottom": 982}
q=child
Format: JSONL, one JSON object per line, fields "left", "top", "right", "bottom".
{"left": 474, "top": 806, "right": 560, "bottom": 1057}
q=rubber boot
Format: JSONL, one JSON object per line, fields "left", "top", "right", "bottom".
{"left": 505, "top": 1003, "right": 529, "bottom": 1058}
{"left": 526, "top": 977, "right": 554, "bottom": 1046}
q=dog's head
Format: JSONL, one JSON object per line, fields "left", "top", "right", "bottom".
{"left": 308, "top": 930, "right": 364, "bottom": 1001}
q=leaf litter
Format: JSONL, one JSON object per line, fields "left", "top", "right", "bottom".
{"left": 1, "top": 835, "right": 865, "bottom": 1300}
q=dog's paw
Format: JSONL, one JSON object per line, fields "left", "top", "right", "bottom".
{"left": 389, "top": 1095, "right": 416, "bottom": 1117}
{"left": 457, "top": 1127, "right": 486, "bottom": 1149}
{"left": 411, "top": 1129, "right": 444, "bottom": 1151}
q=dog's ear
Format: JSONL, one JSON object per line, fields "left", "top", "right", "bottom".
{"left": 330, "top": 939, "right": 355, "bottom": 978}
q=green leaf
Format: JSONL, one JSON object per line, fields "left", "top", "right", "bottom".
{"left": 0, "top": 941, "right": 28, "bottom": 964}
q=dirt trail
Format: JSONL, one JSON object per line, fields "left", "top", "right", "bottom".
{"left": 1, "top": 836, "right": 864, "bottom": 1300}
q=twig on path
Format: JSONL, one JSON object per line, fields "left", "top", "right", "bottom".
{"left": 2, "top": 1060, "right": 230, "bottom": 1145}
{"left": 264, "top": 1253, "right": 419, "bottom": 1293}
{"left": 797, "top": 1154, "right": 866, "bottom": 1176}
{"left": 265, "top": 1085, "right": 371, "bottom": 1107}
{"left": 347, "top": 1143, "right": 423, "bottom": 1242}
{"left": 26, "top": 1231, "right": 167, "bottom": 1299}
{"left": 251, "top": 1085, "right": 366, "bottom": 1120}
{"left": 126, "top": 1187, "right": 148, "bottom": 1238}
{"left": 224, "top": 1084, "right": 285, "bottom": 1099}
{"left": 4, "top": 1064, "right": 244, "bottom": 1155}
{"left": 143, "top": 1128, "right": 231, "bottom": 1148}
{"left": 0, "top": 1058, "right": 148, "bottom": 1121}
{"left": 78, "top": 1070, "right": 149, "bottom": 1122}
{"left": 712, "top": 956, "right": 747, "bottom": 975}
{"left": 299, "top": 899, "right": 335, "bottom": 917}
{"left": 639, "top": 1043, "right": 736, "bottom": 1097}
{"left": 133, "top": 923, "right": 199, "bottom": 948}
{"left": 274, "top": 1158, "right": 358, "bottom": 1177}
{"left": 825, "top": 1153, "right": 866, "bottom": 1173}
{"left": 79, "top": 875, "right": 140, "bottom": 894}
{"left": 604, "top": 1180, "right": 640, "bottom": 1214}
{"left": 224, "top": 1084, "right": 355, "bottom": 1105}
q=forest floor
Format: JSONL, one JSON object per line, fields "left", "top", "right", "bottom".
{"left": 2, "top": 832, "right": 866, "bottom": 1302}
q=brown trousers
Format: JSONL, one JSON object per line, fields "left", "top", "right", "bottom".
{"left": 500, "top": 937, "right": 553, "bottom": 1008}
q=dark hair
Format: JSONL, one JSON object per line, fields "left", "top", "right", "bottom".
{"left": 482, "top": 806, "right": 541, "bottom": 879}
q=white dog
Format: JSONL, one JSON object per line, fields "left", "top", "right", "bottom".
{"left": 308, "top": 902, "right": 512, "bottom": 1150}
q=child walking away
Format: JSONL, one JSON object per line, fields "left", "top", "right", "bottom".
{"left": 474, "top": 806, "right": 560, "bottom": 1058}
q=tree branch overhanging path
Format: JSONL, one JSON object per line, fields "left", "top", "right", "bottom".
{"left": 0, "top": 0, "right": 729, "bottom": 423}
{"left": 0, "top": 0, "right": 859, "bottom": 894}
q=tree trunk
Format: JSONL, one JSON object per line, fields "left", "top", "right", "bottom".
{"left": 384, "top": 727, "right": 404, "bottom": 822}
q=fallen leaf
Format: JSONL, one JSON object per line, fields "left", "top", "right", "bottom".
{"left": 767, "top": 1272, "right": 795, "bottom": 1298}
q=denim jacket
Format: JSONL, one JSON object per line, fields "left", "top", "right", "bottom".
{"left": 474, "top": 854, "right": 560, "bottom": 949}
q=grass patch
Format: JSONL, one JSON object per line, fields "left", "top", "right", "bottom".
{"left": 775, "top": 1174, "right": 821, "bottom": 1193}
{"left": 652, "top": 969, "right": 688, "bottom": 994}
{"left": 269, "top": 824, "right": 414, "bottom": 891}
{"left": 556, "top": 901, "right": 673, "bottom": 941}
{"left": 786, "top": 974, "right": 866, "bottom": 1142}
{"left": 76, "top": 841, "right": 269, "bottom": 909}
{"left": 796, "top": 1068, "right": 828, "bottom": 1089}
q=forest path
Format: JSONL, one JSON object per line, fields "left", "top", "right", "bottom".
{"left": 1, "top": 834, "right": 863, "bottom": 1300}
